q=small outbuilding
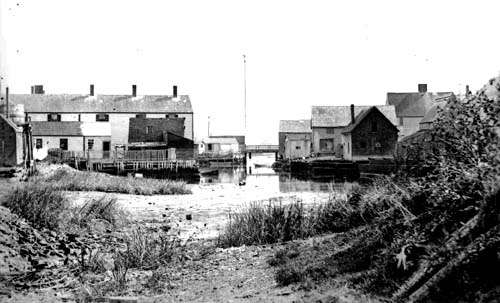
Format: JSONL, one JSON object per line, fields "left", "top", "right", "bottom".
{"left": 278, "top": 120, "right": 312, "bottom": 159}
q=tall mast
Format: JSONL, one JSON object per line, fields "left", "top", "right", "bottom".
{"left": 243, "top": 54, "right": 247, "bottom": 134}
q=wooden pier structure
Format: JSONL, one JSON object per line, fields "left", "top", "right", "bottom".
{"left": 62, "top": 149, "right": 198, "bottom": 178}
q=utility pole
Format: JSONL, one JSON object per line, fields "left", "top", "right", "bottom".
{"left": 243, "top": 54, "right": 247, "bottom": 134}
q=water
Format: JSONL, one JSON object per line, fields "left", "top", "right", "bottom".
{"left": 200, "top": 153, "right": 357, "bottom": 193}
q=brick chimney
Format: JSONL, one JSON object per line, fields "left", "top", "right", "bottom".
{"left": 34, "top": 85, "right": 44, "bottom": 94}
{"left": 173, "top": 85, "right": 177, "bottom": 98}
{"left": 350, "top": 104, "right": 355, "bottom": 124}
{"left": 90, "top": 84, "right": 94, "bottom": 96}
{"left": 418, "top": 83, "right": 427, "bottom": 93}
{"left": 132, "top": 84, "right": 137, "bottom": 97}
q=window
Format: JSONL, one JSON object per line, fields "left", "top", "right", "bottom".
{"left": 295, "top": 146, "right": 301, "bottom": 150}
{"left": 36, "top": 139, "right": 43, "bottom": 149}
{"left": 165, "top": 114, "right": 170, "bottom": 118}
{"left": 48, "top": 114, "right": 61, "bottom": 121}
{"left": 88, "top": 139, "right": 94, "bottom": 150}
{"left": 207, "top": 144, "right": 213, "bottom": 151}
{"left": 319, "top": 139, "right": 334, "bottom": 151}
{"left": 360, "top": 141, "right": 367, "bottom": 149}
{"left": 371, "top": 121, "right": 378, "bottom": 132}
{"left": 96, "top": 114, "right": 109, "bottom": 122}
{"left": 399, "top": 117, "right": 404, "bottom": 126}
{"left": 326, "top": 128, "right": 335, "bottom": 134}
{"left": 60, "top": 138, "right": 68, "bottom": 151}
{"left": 348, "top": 142, "right": 350, "bottom": 154}
{"left": 146, "top": 126, "right": 153, "bottom": 134}
{"left": 174, "top": 114, "right": 179, "bottom": 118}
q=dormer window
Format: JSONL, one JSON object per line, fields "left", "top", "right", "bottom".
{"left": 96, "top": 114, "right": 109, "bottom": 122}
{"left": 48, "top": 113, "right": 61, "bottom": 121}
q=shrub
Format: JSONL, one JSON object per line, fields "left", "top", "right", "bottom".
{"left": 3, "top": 183, "right": 69, "bottom": 231}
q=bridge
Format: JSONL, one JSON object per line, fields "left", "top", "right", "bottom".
{"left": 245, "top": 145, "right": 279, "bottom": 160}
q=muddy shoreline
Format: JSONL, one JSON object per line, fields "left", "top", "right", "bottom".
{"left": 66, "top": 183, "right": 334, "bottom": 241}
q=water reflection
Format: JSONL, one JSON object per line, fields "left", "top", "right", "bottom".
{"left": 199, "top": 165, "right": 357, "bottom": 194}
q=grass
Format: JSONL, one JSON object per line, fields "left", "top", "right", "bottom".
{"left": 2, "top": 182, "right": 70, "bottom": 230}
{"left": 217, "top": 186, "right": 374, "bottom": 248}
{"left": 42, "top": 169, "right": 191, "bottom": 195}
{"left": 217, "top": 198, "right": 311, "bottom": 247}
{"left": 117, "top": 225, "right": 182, "bottom": 270}
{"left": 68, "top": 195, "right": 129, "bottom": 231}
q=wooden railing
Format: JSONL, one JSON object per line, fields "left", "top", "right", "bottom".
{"left": 245, "top": 145, "right": 279, "bottom": 152}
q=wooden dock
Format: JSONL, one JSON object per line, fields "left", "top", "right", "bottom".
{"left": 63, "top": 149, "right": 199, "bottom": 179}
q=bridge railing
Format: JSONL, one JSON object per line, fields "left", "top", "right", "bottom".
{"left": 245, "top": 145, "right": 279, "bottom": 152}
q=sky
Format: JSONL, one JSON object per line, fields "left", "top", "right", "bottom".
{"left": 1, "top": 0, "right": 500, "bottom": 144}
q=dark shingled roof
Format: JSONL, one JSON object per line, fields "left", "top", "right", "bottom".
{"left": 342, "top": 106, "right": 399, "bottom": 134}
{"left": 31, "top": 122, "right": 83, "bottom": 136}
{"left": 311, "top": 105, "right": 397, "bottom": 128}
{"left": 386, "top": 92, "right": 454, "bottom": 117}
{"left": 279, "top": 120, "right": 311, "bottom": 133}
{"left": 9, "top": 94, "right": 193, "bottom": 113}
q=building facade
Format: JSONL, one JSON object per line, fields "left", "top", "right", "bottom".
{"left": 10, "top": 85, "right": 194, "bottom": 156}
{"left": 31, "top": 121, "right": 112, "bottom": 160}
{"left": 341, "top": 106, "right": 399, "bottom": 161}
{"left": 311, "top": 105, "right": 398, "bottom": 157}
{"left": 278, "top": 120, "right": 312, "bottom": 159}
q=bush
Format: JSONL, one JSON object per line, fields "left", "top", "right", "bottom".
{"left": 3, "top": 183, "right": 70, "bottom": 231}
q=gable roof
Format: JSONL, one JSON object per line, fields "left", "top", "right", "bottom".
{"left": 30, "top": 121, "right": 111, "bottom": 136}
{"left": 311, "top": 105, "right": 397, "bottom": 128}
{"left": 420, "top": 101, "right": 447, "bottom": 124}
{"left": 342, "top": 106, "right": 399, "bottom": 134}
{"left": 9, "top": 94, "right": 193, "bottom": 113}
{"left": 279, "top": 120, "right": 311, "bottom": 133}
{"left": 386, "top": 92, "right": 454, "bottom": 117}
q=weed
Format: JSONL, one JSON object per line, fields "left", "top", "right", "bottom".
{"left": 69, "top": 196, "right": 128, "bottom": 230}
{"left": 275, "top": 264, "right": 303, "bottom": 286}
{"left": 2, "top": 183, "right": 69, "bottom": 231}
{"left": 120, "top": 225, "right": 181, "bottom": 270}
{"left": 43, "top": 169, "right": 191, "bottom": 195}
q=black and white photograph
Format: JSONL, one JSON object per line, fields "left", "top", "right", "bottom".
{"left": 1, "top": 1, "right": 500, "bottom": 302}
